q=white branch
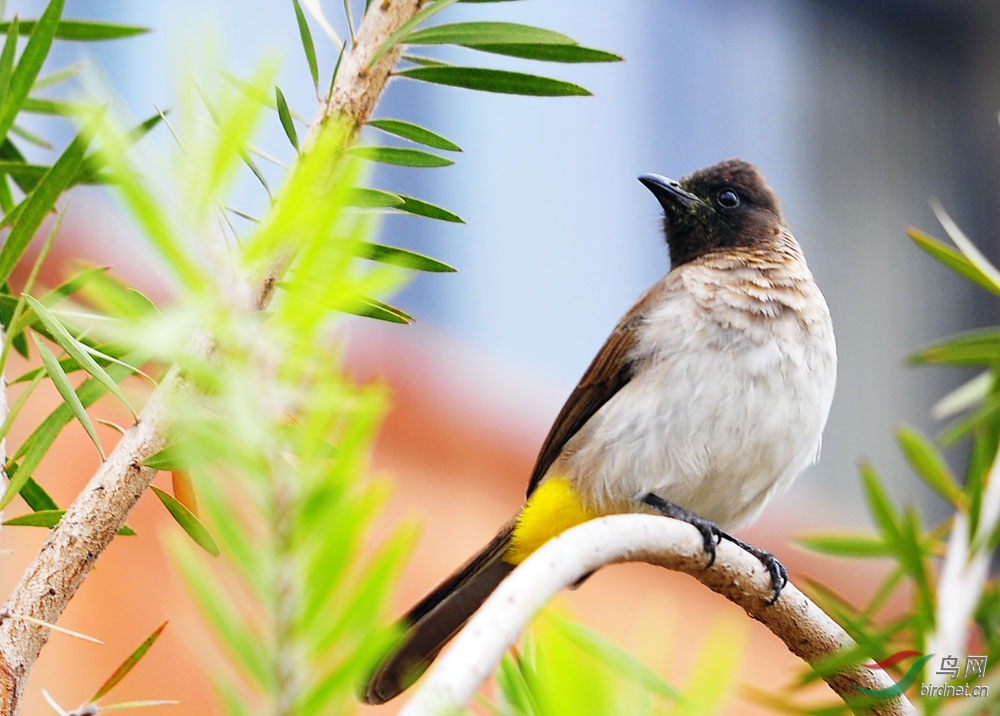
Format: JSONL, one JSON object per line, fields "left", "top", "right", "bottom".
{"left": 399, "top": 514, "right": 916, "bottom": 716}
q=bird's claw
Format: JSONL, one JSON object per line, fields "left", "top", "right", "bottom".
{"left": 641, "top": 493, "right": 789, "bottom": 605}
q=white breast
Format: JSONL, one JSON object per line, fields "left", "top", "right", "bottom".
{"left": 556, "top": 258, "right": 836, "bottom": 532}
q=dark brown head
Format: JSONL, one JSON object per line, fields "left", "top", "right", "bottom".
{"left": 639, "top": 159, "right": 788, "bottom": 267}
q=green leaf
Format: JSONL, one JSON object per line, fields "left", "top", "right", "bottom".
{"left": 219, "top": 70, "right": 274, "bottom": 108}
{"left": 0, "top": 107, "right": 102, "bottom": 284}
{"left": 346, "top": 187, "right": 403, "bottom": 209}
{"left": 337, "top": 240, "right": 456, "bottom": 272}
{"left": 0, "top": 19, "right": 19, "bottom": 123}
{"left": 896, "top": 424, "right": 966, "bottom": 509}
{"left": 19, "top": 475, "right": 57, "bottom": 511}
{"left": 335, "top": 295, "right": 413, "bottom": 324}
{"left": 367, "top": 118, "right": 461, "bottom": 151}
{"left": 860, "top": 462, "right": 900, "bottom": 541}
{"left": 274, "top": 85, "right": 298, "bottom": 151}
{"left": 76, "top": 269, "right": 159, "bottom": 321}
{"left": 141, "top": 445, "right": 192, "bottom": 471}
{"left": 469, "top": 43, "right": 621, "bottom": 63}
{"left": 403, "top": 22, "right": 621, "bottom": 63}
{"left": 930, "top": 199, "right": 1000, "bottom": 294}
{"left": 0, "top": 0, "right": 63, "bottom": 142}
{"left": 43, "top": 265, "right": 109, "bottom": 306}
{"left": 909, "top": 329, "right": 1000, "bottom": 366}
{"left": 908, "top": 227, "right": 1000, "bottom": 297}
{"left": 349, "top": 145, "right": 453, "bottom": 168}
{"left": 151, "top": 487, "right": 220, "bottom": 557}
{"left": 21, "top": 96, "right": 82, "bottom": 116}
{"left": 0, "top": 362, "right": 133, "bottom": 509}
{"left": 91, "top": 621, "right": 168, "bottom": 702}
{"left": 398, "top": 66, "right": 590, "bottom": 96}
{"left": 24, "top": 295, "right": 136, "bottom": 418}
{"left": 2, "top": 509, "right": 135, "bottom": 535}
{"left": 3, "top": 509, "right": 62, "bottom": 527}
{"left": 367, "top": 0, "right": 462, "bottom": 68}
{"left": 32, "top": 335, "right": 105, "bottom": 460}
{"left": 405, "top": 21, "right": 576, "bottom": 47}
{"left": 292, "top": 0, "right": 320, "bottom": 92}
{"left": 401, "top": 53, "right": 449, "bottom": 67}
{"left": 797, "top": 532, "right": 891, "bottom": 558}
{"left": 0, "top": 19, "right": 147, "bottom": 41}
{"left": 396, "top": 193, "right": 463, "bottom": 223}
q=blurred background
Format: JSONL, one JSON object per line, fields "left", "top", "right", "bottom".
{"left": 3, "top": 0, "right": 1000, "bottom": 713}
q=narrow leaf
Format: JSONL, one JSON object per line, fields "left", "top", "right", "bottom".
{"left": 0, "top": 18, "right": 19, "bottom": 116}
{"left": 141, "top": 445, "right": 193, "bottom": 471}
{"left": 468, "top": 43, "right": 621, "bottom": 63}
{"left": 42, "top": 265, "right": 109, "bottom": 306}
{"left": 2, "top": 509, "right": 135, "bottom": 535}
{"left": 396, "top": 193, "right": 464, "bottom": 223}
{"left": 908, "top": 227, "right": 1000, "bottom": 297}
{"left": 909, "top": 329, "right": 1000, "bottom": 366}
{"left": 274, "top": 85, "right": 298, "bottom": 151}
{"left": 0, "top": 19, "right": 147, "bottom": 41}
{"left": 24, "top": 295, "right": 136, "bottom": 418}
{"left": 349, "top": 145, "right": 453, "bottom": 168}
{"left": 3, "top": 509, "right": 63, "bottom": 527}
{"left": 367, "top": 118, "right": 461, "bottom": 151}
{"left": 219, "top": 70, "right": 274, "bottom": 108}
{"left": 336, "top": 295, "right": 413, "bottom": 324}
{"left": 346, "top": 187, "right": 403, "bottom": 209}
{"left": 0, "top": 0, "right": 63, "bottom": 142}
{"left": 0, "top": 107, "right": 103, "bottom": 283}
{"left": 404, "top": 21, "right": 577, "bottom": 47}
{"left": 930, "top": 198, "right": 1000, "bottom": 293}
{"left": 860, "top": 462, "right": 900, "bottom": 541}
{"left": 398, "top": 66, "right": 590, "bottom": 96}
{"left": 151, "top": 486, "right": 219, "bottom": 556}
{"left": 291, "top": 0, "right": 320, "bottom": 92}
{"left": 90, "top": 621, "right": 168, "bottom": 702}
{"left": 797, "top": 532, "right": 891, "bottom": 558}
{"left": 932, "top": 370, "right": 992, "bottom": 421}
{"left": 32, "top": 335, "right": 105, "bottom": 460}
{"left": 337, "top": 240, "right": 456, "bottom": 272}
{"left": 401, "top": 53, "right": 449, "bottom": 67}
{"left": 19, "top": 475, "right": 58, "bottom": 511}
{"left": 0, "top": 362, "right": 133, "bottom": 509}
{"left": 896, "top": 424, "right": 966, "bottom": 508}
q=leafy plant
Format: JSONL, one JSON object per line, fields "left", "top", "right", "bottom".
{"left": 0, "top": 0, "right": 623, "bottom": 713}
{"left": 785, "top": 202, "right": 1000, "bottom": 714}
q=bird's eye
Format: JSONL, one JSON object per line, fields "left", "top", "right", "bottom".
{"left": 716, "top": 189, "right": 740, "bottom": 209}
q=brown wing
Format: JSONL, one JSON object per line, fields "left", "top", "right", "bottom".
{"left": 525, "top": 302, "right": 647, "bottom": 497}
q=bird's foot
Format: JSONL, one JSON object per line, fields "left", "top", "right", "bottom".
{"left": 718, "top": 533, "right": 788, "bottom": 605}
{"left": 640, "top": 493, "right": 722, "bottom": 568}
{"left": 639, "top": 494, "right": 788, "bottom": 605}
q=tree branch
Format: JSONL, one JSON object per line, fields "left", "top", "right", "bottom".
{"left": 0, "top": 2, "right": 420, "bottom": 713}
{"left": 398, "top": 514, "right": 917, "bottom": 716}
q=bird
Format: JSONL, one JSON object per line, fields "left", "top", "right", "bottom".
{"left": 361, "top": 158, "right": 837, "bottom": 705}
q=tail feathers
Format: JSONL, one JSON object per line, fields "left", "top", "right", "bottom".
{"left": 362, "top": 521, "right": 516, "bottom": 705}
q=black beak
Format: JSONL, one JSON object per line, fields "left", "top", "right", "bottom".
{"left": 638, "top": 173, "right": 702, "bottom": 212}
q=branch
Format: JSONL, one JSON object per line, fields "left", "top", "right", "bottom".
{"left": 398, "top": 514, "right": 917, "bottom": 716}
{"left": 0, "top": 2, "right": 419, "bottom": 713}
